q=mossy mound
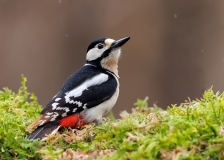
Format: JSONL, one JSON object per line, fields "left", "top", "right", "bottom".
{"left": 0, "top": 76, "right": 224, "bottom": 159}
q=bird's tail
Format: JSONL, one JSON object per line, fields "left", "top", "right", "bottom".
{"left": 27, "top": 121, "right": 60, "bottom": 140}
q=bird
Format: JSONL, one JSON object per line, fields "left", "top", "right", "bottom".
{"left": 26, "top": 37, "right": 130, "bottom": 139}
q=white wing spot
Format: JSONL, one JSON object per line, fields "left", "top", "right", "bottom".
{"left": 65, "top": 100, "right": 83, "bottom": 107}
{"left": 46, "top": 112, "right": 53, "bottom": 115}
{"left": 55, "top": 98, "right": 61, "bottom": 101}
{"left": 73, "top": 108, "right": 77, "bottom": 112}
{"left": 62, "top": 112, "right": 67, "bottom": 117}
{"left": 55, "top": 107, "right": 70, "bottom": 113}
{"left": 52, "top": 103, "right": 59, "bottom": 110}
{"left": 50, "top": 112, "right": 59, "bottom": 121}
{"left": 39, "top": 120, "right": 46, "bottom": 126}
{"left": 74, "top": 101, "right": 82, "bottom": 107}
{"left": 83, "top": 104, "right": 87, "bottom": 110}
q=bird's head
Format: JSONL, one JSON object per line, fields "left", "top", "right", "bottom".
{"left": 86, "top": 37, "right": 130, "bottom": 76}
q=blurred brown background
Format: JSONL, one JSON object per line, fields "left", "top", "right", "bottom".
{"left": 1, "top": 0, "right": 224, "bottom": 116}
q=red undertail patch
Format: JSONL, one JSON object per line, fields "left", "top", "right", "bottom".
{"left": 59, "top": 114, "right": 87, "bottom": 128}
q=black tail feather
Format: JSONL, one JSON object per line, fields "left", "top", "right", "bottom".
{"left": 28, "top": 121, "right": 60, "bottom": 140}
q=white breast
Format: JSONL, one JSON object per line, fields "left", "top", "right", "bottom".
{"left": 81, "top": 80, "right": 119, "bottom": 124}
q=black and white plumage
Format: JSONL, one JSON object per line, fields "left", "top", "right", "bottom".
{"left": 26, "top": 37, "right": 130, "bottom": 139}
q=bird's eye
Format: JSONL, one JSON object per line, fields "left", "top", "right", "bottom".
{"left": 97, "top": 43, "right": 104, "bottom": 49}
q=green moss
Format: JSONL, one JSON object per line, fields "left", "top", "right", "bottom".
{"left": 0, "top": 75, "right": 42, "bottom": 159}
{"left": 1, "top": 77, "right": 224, "bottom": 159}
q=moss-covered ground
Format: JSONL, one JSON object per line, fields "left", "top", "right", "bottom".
{"left": 1, "top": 76, "right": 224, "bottom": 159}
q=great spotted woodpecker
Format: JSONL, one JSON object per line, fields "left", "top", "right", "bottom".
{"left": 26, "top": 37, "right": 130, "bottom": 139}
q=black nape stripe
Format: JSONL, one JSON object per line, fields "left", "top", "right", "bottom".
{"left": 86, "top": 60, "right": 118, "bottom": 79}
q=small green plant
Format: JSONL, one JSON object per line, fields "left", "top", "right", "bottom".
{"left": 0, "top": 75, "right": 42, "bottom": 159}
{"left": 1, "top": 76, "right": 224, "bottom": 159}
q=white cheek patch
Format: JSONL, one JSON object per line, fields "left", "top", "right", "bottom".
{"left": 86, "top": 48, "right": 104, "bottom": 61}
{"left": 86, "top": 45, "right": 110, "bottom": 61}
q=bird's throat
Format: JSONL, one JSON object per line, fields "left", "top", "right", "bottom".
{"left": 101, "top": 58, "right": 119, "bottom": 77}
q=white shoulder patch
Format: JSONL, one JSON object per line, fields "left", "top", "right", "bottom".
{"left": 86, "top": 48, "right": 103, "bottom": 61}
{"left": 65, "top": 73, "right": 109, "bottom": 104}
{"left": 86, "top": 46, "right": 109, "bottom": 61}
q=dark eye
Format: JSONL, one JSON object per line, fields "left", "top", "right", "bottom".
{"left": 97, "top": 43, "right": 104, "bottom": 49}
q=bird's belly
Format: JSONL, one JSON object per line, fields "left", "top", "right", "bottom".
{"left": 81, "top": 87, "right": 119, "bottom": 123}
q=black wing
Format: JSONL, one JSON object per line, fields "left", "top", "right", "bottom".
{"left": 43, "top": 65, "right": 103, "bottom": 111}
{"left": 41, "top": 65, "right": 117, "bottom": 121}
{"left": 56, "top": 65, "right": 103, "bottom": 96}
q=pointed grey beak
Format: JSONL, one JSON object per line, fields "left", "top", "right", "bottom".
{"left": 110, "top": 37, "right": 130, "bottom": 49}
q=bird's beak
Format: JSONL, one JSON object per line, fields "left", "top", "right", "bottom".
{"left": 110, "top": 37, "right": 130, "bottom": 50}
